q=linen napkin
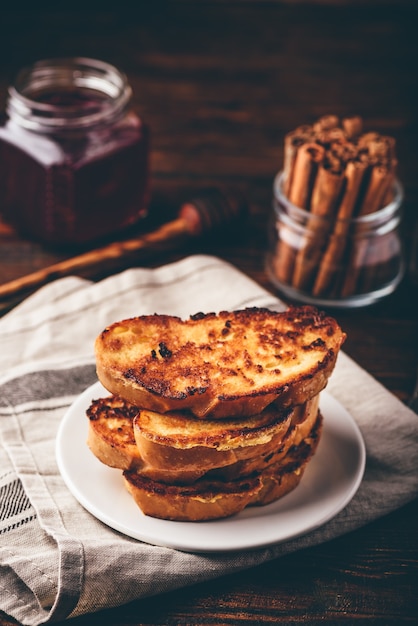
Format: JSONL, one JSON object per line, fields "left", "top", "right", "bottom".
{"left": 1, "top": 254, "right": 417, "bottom": 626}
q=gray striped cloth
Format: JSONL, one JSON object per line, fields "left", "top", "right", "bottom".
{"left": 1, "top": 255, "right": 417, "bottom": 626}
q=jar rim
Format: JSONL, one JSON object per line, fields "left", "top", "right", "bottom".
{"left": 273, "top": 170, "right": 403, "bottom": 225}
{"left": 7, "top": 57, "right": 132, "bottom": 132}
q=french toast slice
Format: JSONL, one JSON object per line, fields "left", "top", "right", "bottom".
{"left": 86, "top": 395, "right": 205, "bottom": 482}
{"left": 133, "top": 402, "right": 293, "bottom": 471}
{"left": 87, "top": 395, "right": 141, "bottom": 471}
{"left": 246, "top": 412, "right": 322, "bottom": 507}
{"left": 95, "top": 306, "right": 345, "bottom": 419}
{"left": 86, "top": 394, "right": 319, "bottom": 482}
{"left": 123, "top": 412, "right": 323, "bottom": 521}
{"left": 207, "top": 394, "right": 319, "bottom": 480}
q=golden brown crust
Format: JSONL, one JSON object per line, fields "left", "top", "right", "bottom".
{"left": 133, "top": 403, "right": 293, "bottom": 471}
{"left": 86, "top": 395, "right": 141, "bottom": 471}
{"left": 86, "top": 395, "right": 205, "bottom": 481}
{"left": 95, "top": 306, "right": 345, "bottom": 419}
{"left": 86, "top": 393, "right": 318, "bottom": 479}
{"left": 136, "top": 405, "right": 292, "bottom": 448}
{"left": 207, "top": 394, "right": 320, "bottom": 480}
{"left": 122, "top": 412, "right": 323, "bottom": 521}
{"left": 123, "top": 472, "right": 261, "bottom": 521}
{"left": 251, "top": 409, "right": 323, "bottom": 506}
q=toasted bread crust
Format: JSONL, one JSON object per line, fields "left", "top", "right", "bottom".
{"left": 123, "top": 412, "right": 322, "bottom": 521}
{"left": 251, "top": 410, "right": 323, "bottom": 506}
{"left": 86, "top": 395, "right": 141, "bottom": 471}
{"left": 133, "top": 403, "right": 293, "bottom": 471}
{"left": 123, "top": 472, "right": 262, "bottom": 521}
{"left": 95, "top": 306, "right": 345, "bottom": 419}
{"left": 86, "top": 395, "right": 207, "bottom": 482}
{"left": 136, "top": 405, "right": 292, "bottom": 449}
{"left": 86, "top": 393, "right": 320, "bottom": 484}
{"left": 86, "top": 391, "right": 318, "bottom": 468}
{"left": 207, "top": 394, "right": 319, "bottom": 480}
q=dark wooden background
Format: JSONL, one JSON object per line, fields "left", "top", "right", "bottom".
{"left": 1, "top": 1, "right": 417, "bottom": 624}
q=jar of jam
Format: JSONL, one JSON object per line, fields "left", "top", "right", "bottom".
{"left": 0, "top": 57, "right": 150, "bottom": 246}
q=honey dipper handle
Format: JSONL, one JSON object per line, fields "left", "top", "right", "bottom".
{"left": 0, "top": 188, "right": 246, "bottom": 300}
{"left": 180, "top": 188, "right": 246, "bottom": 235}
{"left": 0, "top": 217, "right": 188, "bottom": 300}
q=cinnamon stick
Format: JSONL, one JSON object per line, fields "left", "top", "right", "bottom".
{"left": 312, "top": 159, "right": 367, "bottom": 297}
{"left": 313, "top": 115, "right": 340, "bottom": 132}
{"left": 329, "top": 138, "right": 358, "bottom": 164}
{"left": 270, "top": 225, "right": 298, "bottom": 285}
{"left": 283, "top": 125, "right": 314, "bottom": 197}
{"left": 272, "top": 142, "right": 325, "bottom": 285}
{"left": 292, "top": 163, "right": 344, "bottom": 290}
{"left": 288, "top": 142, "right": 325, "bottom": 209}
{"left": 358, "top": 163, "right": 393, "bottom": 215}
{"left": 342, "top": 116, "right": 363, "bottom": 139}
{"left": 362, "top": 134, "right": 395, "bottom": 164}
{"left": 340, "top": 164, "right": 395, "bottom": 297}
{"left": 314, "top": 127, "right": 346, "bottom": 148}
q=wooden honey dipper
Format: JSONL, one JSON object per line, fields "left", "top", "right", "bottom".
{"left": 0, "top": 188, "right": 246, "bottom": 300}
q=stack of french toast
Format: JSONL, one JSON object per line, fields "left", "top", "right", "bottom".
{"left": 87, "top": 306, "right": 345, "bottom": 521}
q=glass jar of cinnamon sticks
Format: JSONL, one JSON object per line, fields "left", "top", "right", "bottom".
{"left": 266, "top": 116, "right": 405, "bottom": 308}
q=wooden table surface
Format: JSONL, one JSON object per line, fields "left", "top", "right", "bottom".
{"left": 1, "top": 2, "right": 417, "bottom": 624}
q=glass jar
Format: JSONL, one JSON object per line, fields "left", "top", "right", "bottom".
{"left": 0, "top": 57, "right": 150, "bottom": 246}
{"left": 266, "top": 171, "right": 405, "bottom": 308}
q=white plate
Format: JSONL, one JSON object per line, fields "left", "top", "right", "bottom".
{"left": 56, "top": 381, "right": 366, "bottom": 553}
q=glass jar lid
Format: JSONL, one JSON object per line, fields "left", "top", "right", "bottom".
{"left": 7, "top": 57, "right": 132, "bottom": 133}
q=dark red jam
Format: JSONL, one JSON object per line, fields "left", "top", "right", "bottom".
{"left": 0, "top": 58, "right": 150, "bottom": 247}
